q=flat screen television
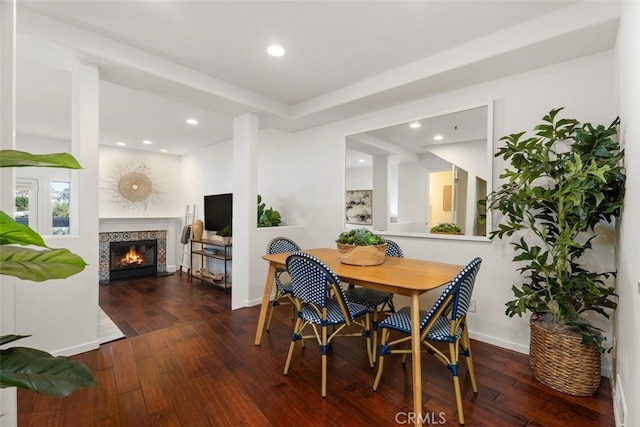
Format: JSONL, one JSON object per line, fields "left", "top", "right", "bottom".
{"left": 204, "top": 193, "right": 232, "bottom": 232}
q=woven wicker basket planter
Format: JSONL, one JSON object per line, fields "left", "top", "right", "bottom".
{"left": 529, "top": 317, "right": 601, "bottom": 396}
{"left": 336, "top": 243, "right": 387, "bottom": 266}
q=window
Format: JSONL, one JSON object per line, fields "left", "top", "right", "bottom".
{"left": 51, "top": 181, "right": 70, "bottom": 235}
{"left": 15, "top": 179, "right": 38, "bottom": 232}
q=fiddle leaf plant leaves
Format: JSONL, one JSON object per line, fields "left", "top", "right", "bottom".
{"left": 0, "top": 150, "right": 95, "bottom": 396}
{"left": 0, "top": 343, "right": 96, "bottom": 397}
{"left": 0, "top": 150, "right": 83, "bottom": 169}
{"left": 0, "top": 245, "right": 87, "bottom": 282}
{"left": 0, "top": 210, "right": 47, "bottom": 247}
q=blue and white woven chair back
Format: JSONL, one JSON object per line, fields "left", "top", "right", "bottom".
{"left": 286, "top": 253, "right": 353, "bottom": 318}
{"left": 267, "top": 237, "right": 300, "bottom": 255}
{"left": 417, "top": 277, "right": 461, "bottom": 332}
{"left": 450, "top": 257, "right": 482, "bottom": 321}
{"left": 384, "top": 239, "right": 404, "bottom": 258}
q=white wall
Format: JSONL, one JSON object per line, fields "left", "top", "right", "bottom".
{"left": 614, "top": 3, "right": 639, "bottom": 426}
{"left": 281, "top": 51, "right": 618, "bottom": 372}
{"left": 99, "top": 146, "right": 183, "bottom": 219}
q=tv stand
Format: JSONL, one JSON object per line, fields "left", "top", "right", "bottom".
{"left": 189, "top": 239, "right": 231, "bottom": 293}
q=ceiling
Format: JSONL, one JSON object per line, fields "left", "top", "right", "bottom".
{"left": 14, "top": 1, "right": 619, "bottom": 156}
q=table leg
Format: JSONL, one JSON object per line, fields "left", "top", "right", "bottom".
{"left": 410, "top": 292, "right": 423, "bottom": 426}
{"left": 254, "top": 263, "right": 276, "bottom": 345}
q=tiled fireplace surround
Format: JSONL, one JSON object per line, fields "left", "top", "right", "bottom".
{"left": 98, "top": 218, "right": 180, "bottom": 284}
{"left": 98, "top": 230, "right": 167, "bottom": 283}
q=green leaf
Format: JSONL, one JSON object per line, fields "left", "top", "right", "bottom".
{"left": 0, "top": 334, "right": 30, "bottom": 346}
{"left": 0, "top": 246, "right": 87, "bottom": 282}
{"left": 0, "top": 150, "right": 82, "bottom": 169}
{"left": 0, "top": 211, "right": 47, "bottom": 247}
{"left": 0, "top": 346, "right": 95, "bottom": 397}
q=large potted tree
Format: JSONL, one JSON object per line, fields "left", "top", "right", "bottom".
{"left": 486, "top": 108, "right": 625, "bottom": 396}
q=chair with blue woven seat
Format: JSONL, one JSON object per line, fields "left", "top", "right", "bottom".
{"left": 344, "top": 239, "right": 404, "bottom": 361}
{"left": 284, "top": 252, "right": 373, "bottom": 397}
{"left": 372, "top": 257, "right": 482, "bottom": 425}
{"left": 265, "top": 237, "right": 301, "bottom": 331}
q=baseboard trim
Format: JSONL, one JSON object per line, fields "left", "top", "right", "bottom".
{"left": 51, "top": 340, "right": 100, "bottom": 357}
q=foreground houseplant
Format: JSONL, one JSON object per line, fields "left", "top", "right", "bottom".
{"left": 0, "top": 150, "right": 96, "bottom": 397}
{"left": 487, "top": 108, "right": 625, "bottom": 395}
{"left": 335, "top": 228, "right": 387, "bottom": 266}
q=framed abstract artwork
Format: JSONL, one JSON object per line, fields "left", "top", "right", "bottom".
{"left": 345, "top": 190, "right": 372, "bottom": 225}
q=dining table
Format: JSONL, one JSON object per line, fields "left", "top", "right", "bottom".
{"left": 255, "top": 247, "right": 463, "bottom": 426}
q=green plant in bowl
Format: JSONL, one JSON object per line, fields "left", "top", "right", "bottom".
{"left": 336, "top": 228, "right": 386, "bottom": 246}
{"left": 430, "top": 222, "right": 462, "bottom": 234}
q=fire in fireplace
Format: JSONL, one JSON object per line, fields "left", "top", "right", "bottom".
{"left": 109, "top": 239, "right": 158, "bottom": 281}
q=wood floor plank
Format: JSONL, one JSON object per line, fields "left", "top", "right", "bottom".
{"left": 16, "top": 273, "right": 614, "bottom": 426}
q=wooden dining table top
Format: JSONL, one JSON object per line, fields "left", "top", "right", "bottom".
{"left": 262, "top": 247, "right": 463, "bottom": 296}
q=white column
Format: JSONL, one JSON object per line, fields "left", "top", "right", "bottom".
{"left": 371, "top": 155, "right": 389, "bottom": 230}
{"left": 0, "top": 1, "right": 18, "bottom": 425}
{"left": 231, "top": 113, "right": 259, "bottom": 310}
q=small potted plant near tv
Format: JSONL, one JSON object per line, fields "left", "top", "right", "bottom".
{"left": 0, "top": 150, "right": 96, "bottom": 399}
{"left": 335, "top": 228, "right": 387, "bottom": 266}
{"left": 430, "top": 222, "right": 463, "bottom": 235}
{"left": 486, "top": 108, "right": 625, "bottom": 396}
{"left": 212, "top": 224, "right": 232, "bottom": 245}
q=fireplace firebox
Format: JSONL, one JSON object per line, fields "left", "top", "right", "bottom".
{"left": 109, "top": 239, "right": 157, "bottom": 281}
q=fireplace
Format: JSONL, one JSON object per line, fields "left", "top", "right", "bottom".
{"left": 109, "top": 239, "right": 157, "bottom": 281}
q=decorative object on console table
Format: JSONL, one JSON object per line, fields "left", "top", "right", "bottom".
{"left": 335, "top": 228, "right": 386, "bottom": 266}
{"left": 191, "top": 219, "right": 204, "bottom": 241}
{"left": 486, "top": 108, "right": 625, "bottom": 396}
{"left": 209, "top": 224, "right": 231, "bottom": 245}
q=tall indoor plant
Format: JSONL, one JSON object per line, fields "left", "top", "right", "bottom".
{"left": 0, "top": 150, "right": 95, "bottom": 397}
{"left": 487, "top": 108, "right": 625, "bottom": 395}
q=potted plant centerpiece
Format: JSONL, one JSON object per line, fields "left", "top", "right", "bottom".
{"left": 486, "top": 108, "right": 625, "bottom": 396}
{"left": 335, "top": 228, "right": 387, "bottom": 266}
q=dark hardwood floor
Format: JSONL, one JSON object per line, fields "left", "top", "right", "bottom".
{"left": 18, "top": 272, "right": 615, "bottom": 426}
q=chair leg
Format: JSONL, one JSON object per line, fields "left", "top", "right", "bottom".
{"left": 283, "top": 317, "right": 302, "bottom": 375}
{"left": 371, "top": 309, "right": 378, "bottom": 363}
{"left": 462, "top": 327, "right": 478, "bottom": 393}
{"left": 372, "top": 328, "right": 390, "bottom": 390}
{"left": 266, "top": 289, "right": 282, "bottom": 331}
{"left": 366, "top": 313, "right": 373, "bottom": 368}
{"left": 449, "top": 342, "right": 465, "bottom": 425}
{"left": 321, "top": 325, "right": 328, "bottom": 397}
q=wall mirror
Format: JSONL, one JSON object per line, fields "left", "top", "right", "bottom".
{"left": 345, "top": 103, "right": 492, "bottom": 238}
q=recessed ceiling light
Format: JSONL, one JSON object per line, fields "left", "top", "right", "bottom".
{"left": 186, "top": 118, "right": 198, "bottom": 125}
{"left": 160, "top": 149, "right": 168, "bottom": 153}
{"left": 433, "top": 135, "right": 444, "bottom": 141}
{"left": 409, "top": 122, "right": 421, "bottom": 129}
{"left": 358, "top": 159, "right": 365, "bottom": 163}
{"left": 116, "top": 141, "right": 126, "bottom": 146}
{"left": 142, "top": 140, "right": 153, "bottom": 145}
{"left": 267, "top": 44, "right": 286, "bottom": 57}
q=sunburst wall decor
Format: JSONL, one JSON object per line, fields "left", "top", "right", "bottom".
{"left": 103, "top": 161, "right": 162, "bottom": 210}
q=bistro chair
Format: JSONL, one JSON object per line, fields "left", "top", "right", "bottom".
{"left": 344, "top": 239, "right": 404, "bottom": 361}
{"left": 372, "top": 257, "right": 482, "bottom": 425}
{"left": 265, "top": 237, "right": 301, "bottom": 331}
{"left": 284, "top": 252, "right": 373, "bottom": 397}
